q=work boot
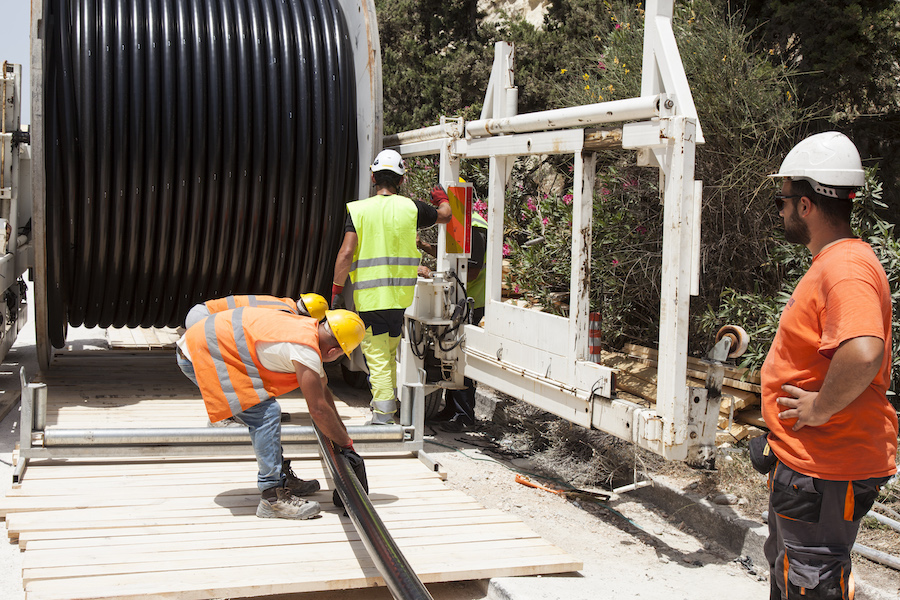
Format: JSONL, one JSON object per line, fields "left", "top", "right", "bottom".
{"left": 257, "top": 487, "right": 321, "bottom": 520}
{"left": 439, "top": 414, "right": 474, "bottom": 433}
{"left": 282, "top": 459, "right": 321, "bottom": 496}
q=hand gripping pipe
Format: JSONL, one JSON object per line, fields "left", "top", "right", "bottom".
{"left": 314, "top": 424, "right": 434, "bottom": 600}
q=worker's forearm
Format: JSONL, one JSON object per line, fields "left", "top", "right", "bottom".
{"left": 332, "top": 233, "right": 357, "bottom": 286}
{"left": 435, "top": 202, "right": 452, "bottom": 225}
{"left": 816, "top": 336, "right": 884, "bottom": 417}
{"left": 307, "top": 394, "right": 351, "bottom": 446}
{"left": 333, "top": 254, "right": 352, "bottom": 286}
{"left": 322, "top": 385, "right": 347, "bottom": 430}
{"left": 297, "top": 367, "right": 351, "bottom": 446}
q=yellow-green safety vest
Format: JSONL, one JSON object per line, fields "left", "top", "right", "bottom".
{"left": 347, "top": 194, "right": 420, "bottom": 311}
{"left": 469, "top": 212, "right": 488, "bottom": 309}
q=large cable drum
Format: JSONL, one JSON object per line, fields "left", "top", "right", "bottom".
{"left": 38, "top": 0, "right": 380, "bottom": 350}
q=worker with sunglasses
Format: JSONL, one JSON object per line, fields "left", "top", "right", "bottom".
{"left": 757, "top": 132, "right": 897, "bottom": 600}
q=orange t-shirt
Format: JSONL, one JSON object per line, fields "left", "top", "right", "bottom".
{"left": 761, "top": 238, "right": 898, "bottom": 481}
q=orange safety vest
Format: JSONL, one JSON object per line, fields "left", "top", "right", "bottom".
{"left": 204, "top": 295, "right": 298, "bottom": 315}
{"left": 185, "top": 307, "right": 321, "bottom": 422}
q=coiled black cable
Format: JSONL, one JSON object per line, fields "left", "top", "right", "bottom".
{"left": 43, "top": 0, "right": 358, "bottom": 346}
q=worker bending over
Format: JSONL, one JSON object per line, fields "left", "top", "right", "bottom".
{"left": 758, "top": 132, "right": 897, "bottom": 600}
{"left": 331, "top": 149, "right": 451, "bottom": 425}
{"left": 183, "top": 292, "right": 329, "bottom": 430}
{"left": 176, "top": 307, "right": 367, "bottom": 520}
{"left": 184, "top": 292, "right": 329, "bottom": 329}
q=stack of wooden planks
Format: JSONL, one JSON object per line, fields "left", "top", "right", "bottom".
{"left": 2, "top": 348, "right": 582, "bottom": 599}
{"left": 2, "top": 456, "right": 582, "bottom": 600}
{"left": 605, "top": 344, "right": 766, "bottom": 446}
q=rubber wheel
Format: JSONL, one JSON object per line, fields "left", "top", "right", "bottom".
{"left": 424, "top": 389, "right": 444, "bottom": 421}
{"left": 340, "top": 362, "right": 369, "bottom": 390}
{"left": 715, "top": 324, "right": 750, "bottom": 359}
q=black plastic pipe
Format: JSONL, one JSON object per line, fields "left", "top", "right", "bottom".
{"left": 43, "top": 0, "right": 358, "bottom": 345}
{"left": 314, "top": 425, "right": 435, "bottom": 600}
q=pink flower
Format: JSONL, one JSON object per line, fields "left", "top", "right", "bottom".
{"left": 514, "top": 284, "right": 520, "bottom": 294}
{"left": 503, "top": 243, "right": 511, "bottom": 257}
{"left": 563, "top": 194, "right": 573, "bottom": 205}
{"left": 636, "top": 225, "right": 648, "bottom": 235}
{"left": 542, "top": 217, "right": 549, "bottom": 225}
{"left": 601, "top": 188, "right": 611, "bottom": 195}
{"left": 597, "top": 61, "right": 606, "bottom": 70}
{"left": 473, "top": 200, "right": 488, "bottom": 218}
{"left": 612, "top": 259, "right": 619, "bottom": 265}
{"left": 624, "top": 178, "right": 638, "bottom": 188}
{"left": 526, "top": 197, "right": 537, "bottom": 211}
{"left": 615, "top": 23, "right": 622, "bottom": 30}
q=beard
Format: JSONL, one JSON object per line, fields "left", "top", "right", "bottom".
{"left": 784, "top": 210, "right": 811, "bottom": 245}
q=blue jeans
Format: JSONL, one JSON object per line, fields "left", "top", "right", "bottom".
{"left": 176, "top": 352, "right": 285, "bottom": 492}
{"left": 237, "top": 399, "right": 285, "bottom": 492}
{"left": 176, "top": 352, "right": 198, "bottom": 385}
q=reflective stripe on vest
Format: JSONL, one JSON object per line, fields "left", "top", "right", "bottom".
{"left": 186, "top": 307, "right": 320, "bottom": 422}
{"left": 204, "top": 295, "right": 298, "bottom": 315}
{"left": 347, "top": 195, "right": 420, "bottom": 311}
{"left": 469, "top": 212, "right": 488, "bottom": 309}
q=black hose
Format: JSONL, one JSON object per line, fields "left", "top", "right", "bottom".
{"left": 43, "top": 0, "right": 358, "bottom": 344}
{"left": 314, "top": 425, "right": 435, "bottom": 600}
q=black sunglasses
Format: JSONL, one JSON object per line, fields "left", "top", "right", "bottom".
{"left": 774, "top": 194, "right": 801, "bottom": 211}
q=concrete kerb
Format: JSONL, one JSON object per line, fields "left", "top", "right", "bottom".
{"left": 635, "top": 475, "right": 898, "bottom": 600}
{"left": 475, "top": 388, "right": 898, "bottom": 600}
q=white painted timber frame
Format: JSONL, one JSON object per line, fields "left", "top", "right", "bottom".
{"left": 389, "top": 0, "right": 716, "bottom": 463}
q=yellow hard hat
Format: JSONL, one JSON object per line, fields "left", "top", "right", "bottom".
{"left": 298, "top": 293, "right": 328, "bottom": 321}
{"left": 325, "top": 310, "right": 366, "bottom": 356}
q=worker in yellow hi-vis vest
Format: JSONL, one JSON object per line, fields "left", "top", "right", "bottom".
{"left": 331, "top": 149, "right": 451, "bottom": 424}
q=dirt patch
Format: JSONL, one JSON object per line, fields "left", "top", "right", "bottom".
{"left": 464, "top": 389, "right": 900, "bottom": 597}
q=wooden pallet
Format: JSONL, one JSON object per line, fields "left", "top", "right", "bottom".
{"left": 4, "top": 351, "right": 582, "bottom": 599}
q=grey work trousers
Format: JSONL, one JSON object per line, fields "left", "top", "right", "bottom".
{"left": 765, "top": 461, "right": 888, "bottom": 600}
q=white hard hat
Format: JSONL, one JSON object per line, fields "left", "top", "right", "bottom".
{"left": 769, "top": 132, "right": 864, "bottom": 199}
{"left": 371, "top": 149, "right": 405, "bottom": 175}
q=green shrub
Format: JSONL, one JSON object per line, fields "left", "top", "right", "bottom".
{"left": 701, "top": 167, "right": 900, "bottom": 392}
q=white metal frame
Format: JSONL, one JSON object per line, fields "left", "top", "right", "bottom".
{"left": 0, "top": 62, "right": 33, "bottom": 364}
{"left": 392, "top": 1, "right": 717, "bottom": 464}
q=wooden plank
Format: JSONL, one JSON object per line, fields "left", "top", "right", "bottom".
{"left": 24, "top": 553, "right": 581, "bottom": 600}
{"left": 22, "top": 532, "right": 549, "bottom": 572}
{"left": 23, "top": 520, "right": 538, "bottom": 552}
{"left": 736, "top": 408, "right": 767, "bottom": 429}
{"left": 17, "top": 513, "right": 526, "bottom": 549}
{"left": 3, "top": 351, "right": 580, "bottom": 599}
{"left": 621, "top": 343, "right": 761, "bottom": 389}
{"left": 604, "top": 354, "right": 758, "bottom": 414}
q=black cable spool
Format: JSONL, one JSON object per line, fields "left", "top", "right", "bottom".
{"left": 43, "top": 0, "right": 358, "bottom": 346}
